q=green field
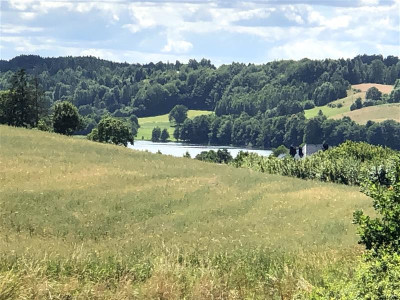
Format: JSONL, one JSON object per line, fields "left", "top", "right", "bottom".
{"left": 304, "top": 84, "right": 394, "bottom": 122}
{"left": 332, "top": 103, "right": 400, "bottom": 124}
{"left": 0, "top": 126, "right": 373, "bottom": 298}
{"left": 304, "top": 89, "right": 365, "bottom": 119}
{"left": 136, "top": 110, "right": 213, "bottom": 141}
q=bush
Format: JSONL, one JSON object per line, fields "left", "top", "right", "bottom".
{"left": 53, "top": 101, "right": 82, "bottom": 135}
{"left": 272, "top": 145, "right": 288, "bottom": 157}
{"left": 350, "top": 97, "right": 362, "bottom": 111}
{"left": 88, "top": 116, "right": 133, "bottom": 146}
{"left": 308, "top": 154, "right": 400, "bottom": 299}
{"left": 233, "top": 141, "right": 397, "bottom": 186}
{"left": 151, "top": 127, "right": 161, "bottom": 142}
{"left": 303, "top": 100, "right": 315, "bottom": 110}
{"left": 195, "top": 149, "right": 233, "bottom": 164}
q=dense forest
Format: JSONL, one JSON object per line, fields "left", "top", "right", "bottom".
{"left": 0, "top": 54, "right": 399, "bottom": 149}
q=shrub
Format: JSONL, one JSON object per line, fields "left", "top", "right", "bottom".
{"left": 53, "top": 101, "right": 82, "bottom": 135}
{"left": 303, "top": 100, "right": 315, "bottom": 110}
{"left": 151, "top": 127, "right": 161, "bottom": 142}
{"left": 232, "top": 141, "right": 397, "bottom": 186}
{"left": 272, "top": 145, "right": 289, "bottom": 157}
{"left": 88, "top": 116, "right": 133, "bottom": 146}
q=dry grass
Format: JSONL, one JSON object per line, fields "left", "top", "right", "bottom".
{"left": 304, "top": 84, "right": 394, "bottom": 120}
{"left": 352, "top": 83, "right": 394, "bottom": 94}
{"left": 332, "top": 103, "right": 400, "bottom": 124}
{"left": 0, "top": 125, "right": 373, "bottom": 298}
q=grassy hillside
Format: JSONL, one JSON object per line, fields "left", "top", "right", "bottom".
{"left": 0, "top": 126, "right": 373, "bottom": 298}
{"left": 304, "top": 83, "right": 393, "bottom": 120}
{"left": 137, "top": 110, "right": 213, "bottom": 141}
{"left": 332, "top": 103, "right": 400, "bottom": 124}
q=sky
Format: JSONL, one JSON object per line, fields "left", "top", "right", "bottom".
{"left": 0, "top": 0, "right": 399, "bottom": 65}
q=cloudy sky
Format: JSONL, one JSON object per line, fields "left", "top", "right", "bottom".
{"left": 1, "top": 0, "right": 399, "bottom": 65}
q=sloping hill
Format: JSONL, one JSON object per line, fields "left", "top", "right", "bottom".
{"left": 332, "top": 103, "right": 400, "bottom": 124}
{"left": 305, "top": 83, "right": 394, "bottom": 121}
{"left": 0, "top": 126, "right": 372, "bottom": 298}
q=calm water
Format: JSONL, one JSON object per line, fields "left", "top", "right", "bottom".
{"left": 128, "top": 140, "right": 272, "bottom": 158}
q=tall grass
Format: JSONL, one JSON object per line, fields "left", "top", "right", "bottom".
{"left": 0, "top": 126, "right": 372, "bottom": 298}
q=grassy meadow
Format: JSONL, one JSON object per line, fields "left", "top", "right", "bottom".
{"left": 0, "top": 125, "right": 373, "bottom": 299}
{"left": 332, "top": 103, "right": 400, "bottom": 124}
{"left": 304, "top": 83, "right": 393, "bottom": 121}
{"left": 136, "top": 110, "right": 213, "bottom": 141}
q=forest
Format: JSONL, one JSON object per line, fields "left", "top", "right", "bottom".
{"left": 0, "top": 54, "right": 399, "bottom": 149}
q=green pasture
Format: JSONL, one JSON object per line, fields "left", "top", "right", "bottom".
{"left": 332, "top": 103, "right": 400, "bottom": 124}
{"left": 136, "top": 110, "right": 213, "bottom": 141}
{"left": 304, "top": 89, "right": 365, "bottom": 119}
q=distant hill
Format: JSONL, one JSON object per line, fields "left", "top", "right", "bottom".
{"left": 305, "top": 83, "right": 395, "bottom": 122}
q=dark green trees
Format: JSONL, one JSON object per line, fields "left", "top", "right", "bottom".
{"left": 88, "top": 116, "right": 133, "bottom": 146}
{"left": 151, "top": 127, "right": 161, "bottom": 142}
{"left": 169, "top": 105, "right": 188, "bottom": 125}
{"left": 365, "top": 87, "right": 382, "bottom": 100}
{"left": 160, "top": 128, "right": 170, "bottom": 142}
{"left": 53, "top": 101, "right": 81, "bottom": 135}
{"left": 0, "top": 69, "right": 47, "bottom": 128}
{"left": 350, "top": 97, "right": 363, "bottom": 111}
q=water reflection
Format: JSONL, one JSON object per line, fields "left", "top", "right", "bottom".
{"left": 128, "top": 140, "right": 272, "bottom": 158}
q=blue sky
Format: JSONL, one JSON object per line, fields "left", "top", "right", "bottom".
{"left": 1, "top": 0, "right": 399, "bottom": 65}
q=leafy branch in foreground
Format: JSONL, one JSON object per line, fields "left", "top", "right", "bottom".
{"left": 353, "top": 154, "right": 400, "bottom": 252}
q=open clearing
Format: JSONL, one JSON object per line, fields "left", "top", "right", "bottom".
{"left": 304, "top": 83, "right": 394, "bottom": 120}
{"left": 352, "top": 83, "right": 394, "bottom": 94}
{"left": 0, "top": 126, "right": 372, "bottom": 298}
{"left": 136, "top": 110, "right": 213, "bottom": 141}
{"left": 332, "top": 103, "right": 400, "bottom": 124}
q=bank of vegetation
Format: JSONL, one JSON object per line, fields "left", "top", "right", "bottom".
{"left": 232, "top": 141, "right": 399, "bottom": 186}
{"left": 1, "top": 54, "right": 399, "bottom": 150}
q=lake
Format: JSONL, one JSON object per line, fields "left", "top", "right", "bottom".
{"left": 128, "top": 140, "right": 272, "bottom": 158}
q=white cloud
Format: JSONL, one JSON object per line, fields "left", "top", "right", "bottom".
{"left": 359, "top": 0, "right": 380, "bottom": 5}
{"left": 162, "top": 39, "right": 193, "bottom": 53}
{"left": 19, "top": 12, "right": 37, "bottom": 20}
{"left": 267, "top": 39, "right": 359, "bottom": 61}
{"left": 1, "top": 24, "right": 43, "bottom": 34}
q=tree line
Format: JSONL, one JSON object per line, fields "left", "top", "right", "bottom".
{"left": 173, "top": 110, "right": 400, "bottom": 150}
{"left": 1, "top": 54, "right": 399, "bottom": 150}
{"left": 0, "top": 54, "right": 399, "bottom": 135}
{"left": 0, "top": 69, "right": 137, "bottom": 146}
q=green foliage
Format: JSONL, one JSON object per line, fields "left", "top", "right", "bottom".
{"left": 151, "top": 126, "right": 161, "bottom": 142}
{"left": 366, "top": 86, "right": 382, "bottom": 101}
{"left": 53, "top": 101, "right": 81, "bottom": 135}
{"left": 233, "top": 141, "right": 398, "bottom": 186}
{"left": 1, "top": 56, "right": 399, "bottom": 149}
{"left": 89, "top": 116, "right": 133, "bottom": 146}
{"left": 350, "top": 97, "right": 363, "bottom": 111}
{"left": 36, "top": 117, "right": 53, "bottom": 132}
{"left": 169, "top": 104, "right": 188, "bottom": 125}
{"left": 0, "top": 69, "right": 48, "bottom": 128}
{"left": 272, "top": 145, "right": 289, "bottom": 157}
{"left": 308, "top": 154, "right": 400, "bottom": 299}
{"left": 195, "top": 149, "right": 233, "bottom": 164}
{"left": 160, "top": 128, "right": 170, "bottom": 142}
{"left": 353, "top": 154, "right": 400, "bottom": 252}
